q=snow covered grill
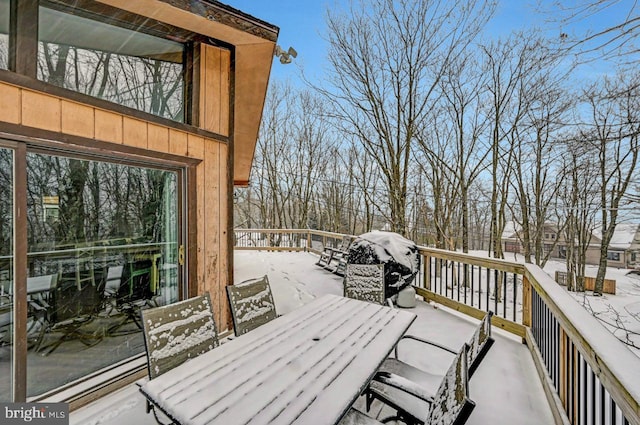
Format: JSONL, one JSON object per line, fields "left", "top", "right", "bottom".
{"left": 140, "top": 294, "right": 416, "bottom": 425}
{"left": 346, "top": 231, "right": 420, "bottom": 298}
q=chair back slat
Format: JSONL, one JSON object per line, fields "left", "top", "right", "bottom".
{"left": 425, "top": 344, "right": 475, "bottom": 425}
{"left": 141, "top": 294, "right": 219, "bottom": 379}
{"left": 227, "top": 275, "right": 277, "bottom": 337}
{"left": 467, "top": 311, "right": 494, "bottom": 377}
{"left": 344, "top": 264, "right": 385, "bottom": 305}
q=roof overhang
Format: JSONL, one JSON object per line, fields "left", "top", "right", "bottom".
{"left": 96, "top": 0, "right": 277, "bottom": 186}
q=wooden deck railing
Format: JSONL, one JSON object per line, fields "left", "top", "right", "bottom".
{"left": 233, "top": 228, "right": 640, "bottom": 425}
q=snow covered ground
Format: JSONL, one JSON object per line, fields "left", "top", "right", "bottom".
{"left": 539, "top": 258, "right": 640, "bottom": 354}
{"left": 70, "top": 251, "right": 554, "bottom": 425}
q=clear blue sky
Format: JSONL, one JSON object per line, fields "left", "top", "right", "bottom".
{"left": 228, "top": 0, "right": 632, "bottom": 85}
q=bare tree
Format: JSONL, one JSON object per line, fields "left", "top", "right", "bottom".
{"left": 482, "top": 35, "right": 530, "bottom": 260}
{"left": 581, "top": 72, "right": 640, "bottom": 295}
{"left": 321, "top": 0, "right": 496, "bottom": 236}
{"left": 242, "top": 81, "right": 337, "bottom": 232}
{"left": 545, "top": 1, "right": 640, "bottom": 64}
{"left": 415, "top": 111, "right": 461, "bottom": 250}
{"left": 560, "top": 136, "right": 600, "bottom": 291}
{"left": 420, "top": 50, "right": 490, "bottom": 253}
{"left": 509, "top": 36, "right": 572, "bottom": 266}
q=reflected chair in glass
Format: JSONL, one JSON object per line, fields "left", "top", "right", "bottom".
{"left": 26, "top": 274, "right": 58, "bottom": 351}
{"left": 226, "top": 275, "right": 278, "bottom": 337}
{"left": 0, "top": 303, "right": 11, "bottom": 348}
{"left": 103, "top": 260, "right": 155, "bottom": 335}
{"left": 35, "top": 272, "right": 106, "bottom": 356}
{"left": 343, "top": 264, "right": 386, "bottom": 305}
{"left": 102, "top": 265, "right": 144, "bottom": 334}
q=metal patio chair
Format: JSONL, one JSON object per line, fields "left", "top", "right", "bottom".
{"left": 364, "top": 312, "right": 494, "bottom": 424}
{"left": 141, "top": 293, "right": 220, "bottom": 424}
{"left": 343, "top": 263, "right": 386, "bottom": 305}
{"left": 226, "top": 275, "right": 277, "bottom": 337}
{"left": 340, "top": 344, "right": 475, "bottom": 425}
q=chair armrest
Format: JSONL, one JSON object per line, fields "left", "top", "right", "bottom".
{"left": 394, "top": 334, "right": 457, "bottom": 359}
{"left": 373, "top": 371, "right": 435, "bottom": 403}
{"left": 28, "top": 300, "right": 48, "bottom": 311}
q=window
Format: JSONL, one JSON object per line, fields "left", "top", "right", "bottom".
{"left": 505, "top": 242, "right": 520, "bottom": 253}
{"left": 607, "top": 251, "right": 621, "bottom": 262}
{"left": 37, "top": 5, "right": 185, "bottom": 122}
{"left": 0, "top": 0, "right": 8, "bottom": 70}
{"left": 559, "top": 246, "right": 567, "bottom": 259}
{"left": 0, "top": 140, "right": 186, "bottom": 401}
{"left": 23, "top": 152, "right": 180, "bottom": 397}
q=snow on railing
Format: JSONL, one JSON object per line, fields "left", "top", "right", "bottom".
{"left": 233, "top": 229, "right": 640, "bottom": 425}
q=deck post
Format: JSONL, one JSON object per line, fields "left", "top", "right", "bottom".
{"left": 423, "top": 255, "right": 431, "bottom": 290}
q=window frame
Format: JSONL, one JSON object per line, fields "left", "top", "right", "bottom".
{"left": 607, "top": 251, "right": 621, "bottom": 262}
{"left": 0, "top": 131, "right": 197, "bottom": 402}
{"left": 4, "top": 0, "right": 232, "bottom": 138}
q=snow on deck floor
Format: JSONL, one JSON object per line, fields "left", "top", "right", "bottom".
{"left": 71, "top": 251, "right": 554, "bottom": 425}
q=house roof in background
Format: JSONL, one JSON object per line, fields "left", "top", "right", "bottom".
{"left": 593, "top": 223, "right": 640, "bottom": 250}
{"left": 503, "top": 221, "right": 640, "bottom": 251}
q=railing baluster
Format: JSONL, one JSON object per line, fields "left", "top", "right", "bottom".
{"left": 486, "top": 267, "right": 490, "bottom": 312}
{"left": 512, "top": 273, "right": 517, "bottom": 322}
{"left": 469, "top": 264, "right": 473, "bottom": 306}
{"left": 438, "top": 258, "right": 443, "bottom": 295}
{"left": 463, "top": 263, "right": 468, "bottom": 304}
{"left": 601, "top": 380, "right": 606, "bottom": 425}
{"left": 457, "top": 261, "right": 461, "bottom": 302}
{"left": 493, "top": 269, "right": 500, "bottom": 314}
{"left": 451, "top": 260, "right": 455, "bottom": 300}
{"left": 478, "top": 266, "right": 482, "bottom": 311}
{"left": 502, "top": 270, "right": 507, "bottom": 318}
{"left": 591, "top": 370, "right": 596, "bottom": 425}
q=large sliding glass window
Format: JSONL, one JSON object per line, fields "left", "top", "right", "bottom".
{"left": 24, "top": 152, "right": 179, "bottom": 397}
{"left": 37, "top": 5, "right": 185, "bottom": 122}
{"left": 0, "top": 147, "right": 13, "bottom": 401}
{"left": 0, "top": 0, "right": 8, "bottom": 70}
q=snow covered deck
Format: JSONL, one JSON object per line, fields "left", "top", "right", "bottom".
{"left": 70, "top": 251, "right": 554, "bottom": 425}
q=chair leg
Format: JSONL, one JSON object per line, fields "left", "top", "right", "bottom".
{"left": 148, "top": 401, "right": 175, "bottom": 425}
{"left": 380, "top": 412, "right": 420, "bottom": 425}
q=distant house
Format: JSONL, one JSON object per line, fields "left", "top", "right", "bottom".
{"left": 502, "top": 221, "right": 565, "bottom": 259}
{"left": 590, "top": 223, "right": 640, "bottom": 268}
{"left": 502, "top": 221, "right": 640, "bottom": 268}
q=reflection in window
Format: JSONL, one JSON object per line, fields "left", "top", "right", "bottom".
{"left": 0, "top": 0, "right": 9, "bottom": 70}
{"left": 0, "top": 147, "right": 13, "bottom": 402}
{"left": 26, "top": 153, "right": 179, "bottom": 397}
{"left": 37, "top": 6, "right": 184, "bottom": 122}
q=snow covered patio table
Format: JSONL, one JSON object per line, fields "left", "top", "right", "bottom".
{"left": 139, "top": 294, "right": 416, "bottom": 425}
